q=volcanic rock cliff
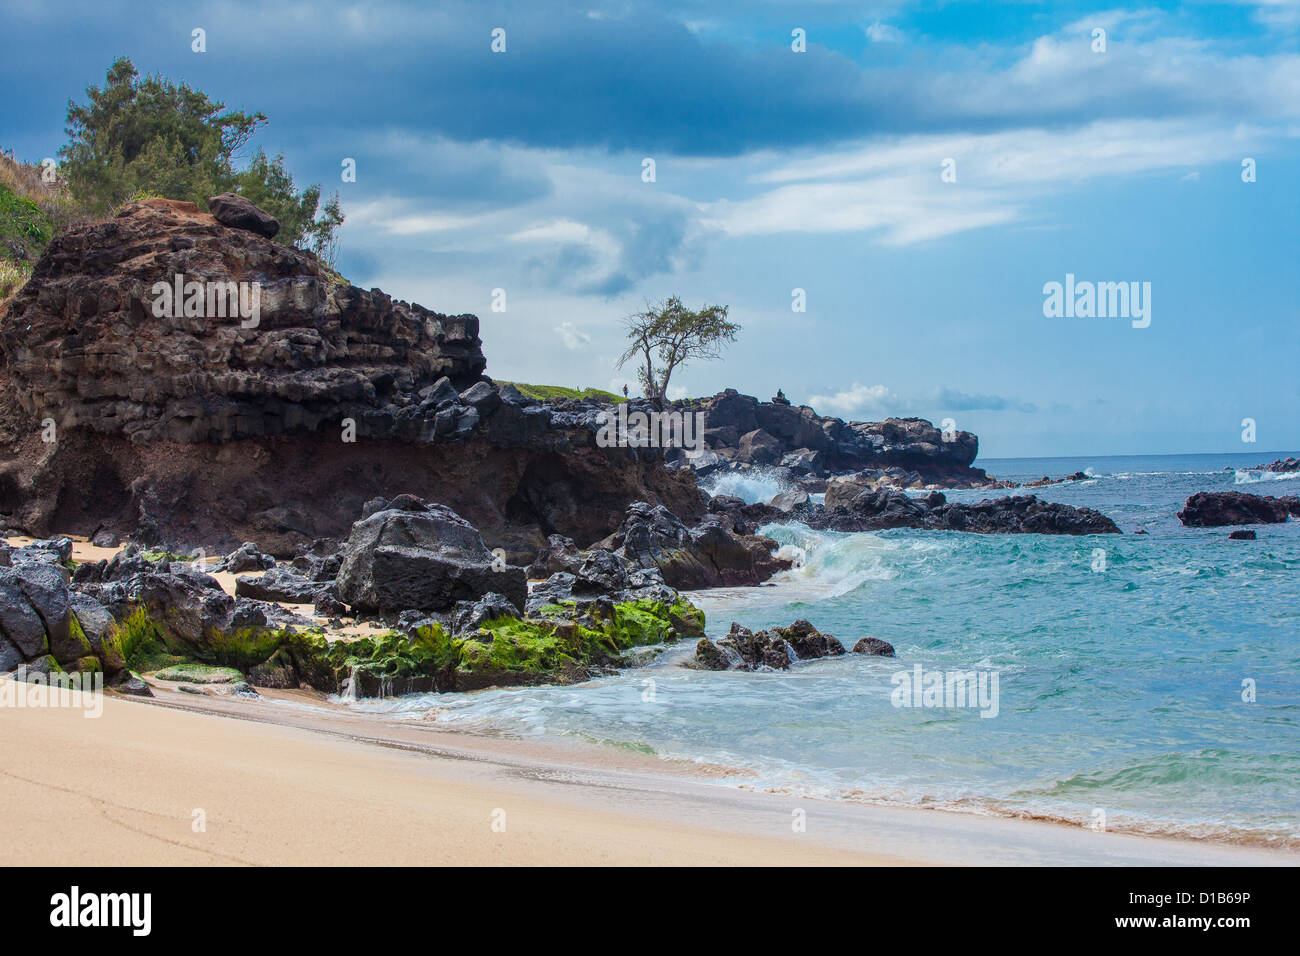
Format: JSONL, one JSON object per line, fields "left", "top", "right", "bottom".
{"left": 0, "top": 199, "right": 700, "bottom": 556}
{"left": 1, "top": 198, "right": 484, "bottom": 442}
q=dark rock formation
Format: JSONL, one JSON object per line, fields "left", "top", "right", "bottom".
{"left": 595, "top": 502, "right": 791, "bottom": 589}
{"left": 335, "top": 497, "right": 527, "bottom": 613}
{"left": 769, "top": 489, "right": 810, "bottom": 513}
{"left": 0, "top": 199, "right": 703, "bottom": 556}
{"left": 234, "top": 567, "right": 334, "bottom": 604}
{"left": 219, "top": 542, "right": 277, "bottom": 573}
{"left": 1, "top": 198, "right": 485, "bottom": 442}
{"left": 82, "top": 563, "right": 309, "bottom": 667}
{"left": 525, "top": 534, "right": 583, "bottom": 579}
{"left": 686, "top": 389, "right": 985, "bottom": 480}
{"left": 207, "top": 193, "right": 280, "bottom": 238}
{"left": 1254, "top": 457, "right": 1300, "bottom": 473}
{"left": 703, "top": 486, "right": 1120, "bottom": 537}
{"left": 1228, "top": 529, "right": 1257, "bottom": 540}
{"left": 817, "top": 489, "right": 1120, "bottom": 535}
{"left": 852, "top": 636, "right": 896, "bottom": 656}
{"left": 689, "top": 620, "right": 846, "bottom": 671}
{"left": 691, "top": 636, "right": 732, "bottom": 670}
{"left": 1178, "top": 491, "right": 1297, "bottom": 527}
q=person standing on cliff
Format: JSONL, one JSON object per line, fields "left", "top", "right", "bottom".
{"left": 622, "top": 384, "right": 629, "bottom": 398}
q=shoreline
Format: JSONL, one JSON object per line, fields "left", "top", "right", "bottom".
{"left": 3, "top": 677, "right": 1293, "bottom": 866}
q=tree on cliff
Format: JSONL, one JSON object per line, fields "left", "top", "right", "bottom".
{"left": 58, "top": 58, "right": 343, "bottom": 262}
{"left": 616, "top": 297, "right": 739, "bottom": 402}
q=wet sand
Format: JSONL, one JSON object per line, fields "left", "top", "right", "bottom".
{"left": 3, "top": 677, "right": 1294, "bottom": 866}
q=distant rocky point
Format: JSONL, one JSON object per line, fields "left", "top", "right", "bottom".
{"left": 675, "top": 388, "right": 986, "bottom": 484}
{"left": 1253, "top": 457, "right": 1300, "bottom": 474}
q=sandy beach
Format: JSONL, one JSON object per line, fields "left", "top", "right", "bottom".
{"left": 2, "top": 676, "right": 1293, "bottom": 866}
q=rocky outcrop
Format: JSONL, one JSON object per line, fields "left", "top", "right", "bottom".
{"left": 1, "top": 198, "right": 486, "bottom": 443}
{"left": 681, "top": 388, "right": 985, "bottom": 480}
{"left": 595, "top": 502, "right": 792, "bottom": 589}
{"left": 1254, "top": 457, "right": 1300, "bottom": 473}
{"left": 1178, "top": 491, "right": 1297, "bottom": 527}
{"left": 819, "top": 489, "right": 1121, "bottom": 535}
{"left": 0, "top": 199, "right": 703, "bottom": 556}
{"left": 689, "top": 620, "right": 846, "bottom": 671}
{"left": 335, "top": 496, "right": 527, "bottom": 614}
{"left": 33, "top": 504, "right": 707, "bottom": 697}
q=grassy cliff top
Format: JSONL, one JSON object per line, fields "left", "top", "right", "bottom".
{"left": 500, "top": 382, "right": 625, "bottom": 403}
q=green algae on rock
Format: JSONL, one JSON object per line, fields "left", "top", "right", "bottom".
{"left": 110, "top": 595, "right": 705, "bottom": 698}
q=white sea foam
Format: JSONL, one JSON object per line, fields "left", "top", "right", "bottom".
{"left": 701, "top": 467, "right": 793, "bottom": 504}
{"left": 1233, "top": 468, "right": 1299, "bottom": 485}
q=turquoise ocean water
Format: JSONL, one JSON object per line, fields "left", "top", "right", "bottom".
{"left": 346, "top": 452, "right": 1300, "bottom": 846}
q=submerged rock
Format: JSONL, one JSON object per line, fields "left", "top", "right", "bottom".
{"left": 852, "top": 636, "right": 896, "bottom": 656}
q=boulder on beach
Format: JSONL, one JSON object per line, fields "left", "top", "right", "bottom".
{"left": 335, "top": 497, "right": 527, "bottom": 614}
{"left": 0, "top": 562, "right": 117, "bottom": 674}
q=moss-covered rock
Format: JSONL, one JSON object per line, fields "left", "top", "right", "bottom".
{"left": 102, "top": 594, "right": 706, "bottom": 698}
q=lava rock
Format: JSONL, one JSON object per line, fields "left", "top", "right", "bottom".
{"left": 335, "top": 499, "right": 526, "bottom": 614}
{"left": 852, "top": 637, "right": 896, "bottom": 656}
{"left": 207, "top": 192, "right": 280, "bottom": 238}
{"left": 1178, "top": 491, "right": 1294, "bottom": 527}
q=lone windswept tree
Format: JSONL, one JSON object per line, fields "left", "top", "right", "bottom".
{"left": 616, "top": 297, "right": 739, "bottom": 403}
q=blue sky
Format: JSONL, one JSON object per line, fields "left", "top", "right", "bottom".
{"left": 2, "top": 0, "right": 1298, "bottom": 457}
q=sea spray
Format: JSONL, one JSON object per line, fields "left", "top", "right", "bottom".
{"left": 701, "top": 467, "right": 794, "bottom": 504}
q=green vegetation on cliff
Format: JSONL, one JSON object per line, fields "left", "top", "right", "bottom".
{"left": 500, "top": 382, "right": 625, "bottom": 403}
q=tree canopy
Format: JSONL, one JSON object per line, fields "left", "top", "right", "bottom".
{"left": 58, "top": 58, "right": 342, "bottom": 261}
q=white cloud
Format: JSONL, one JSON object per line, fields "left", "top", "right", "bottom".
{"left": 555, "top": 321, "right": 592, "bottom": 350}
{"left": 806, "top": 382, "right": 897, "bottom": 417}
{"left": 705, "top": 118, "right": 1272, "bottom": 244}
{"left": 865, "top": 21, "right": 902, "bottom": 43}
